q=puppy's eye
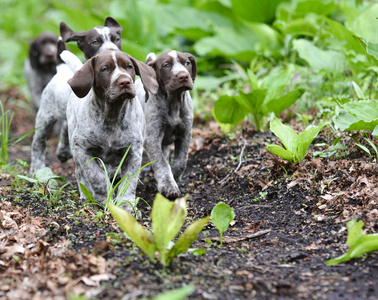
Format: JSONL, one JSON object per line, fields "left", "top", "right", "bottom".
{"left": 101, "top": 67, "right": 110, "bottom": 72}
{"left": 91, "top": 40, "right": 99, "bottom": 45}
{"left": 114, "top": 37, "right": 120, "bottom": 43}
{"left": 163, "top": 63, "right": 170, "bottom": 68}
{"left": 185, "top": 61, "right": 191, "bottom": 66}
{"left": 127, "top": 65, "right": 133, "bottom": 70}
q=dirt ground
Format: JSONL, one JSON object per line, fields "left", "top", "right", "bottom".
{"left": 0, "top": 94, "right": 377, "bottom": 300}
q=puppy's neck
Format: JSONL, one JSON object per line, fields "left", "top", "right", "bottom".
{"left": 158, "top": 88, "right": 187, "bottom": 104}
{"left": 91, "top": 94, "right": 130, "bottom": 127}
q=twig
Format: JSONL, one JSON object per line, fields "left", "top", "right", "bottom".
{"left": 219, "top": 136, "right": 247, "bottom": 183}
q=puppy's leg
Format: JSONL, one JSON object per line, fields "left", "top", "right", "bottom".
{"left": 56, "top": 121, "right": 72, "bottom": 162}
{"left": 172, "top": 133, "right": 191, "bottom": 182}
{"left": 145, "top": 137, "right": 180, "bottom": 199}
{"left": 30, "top": 111, "right": 56, "bottom": 175}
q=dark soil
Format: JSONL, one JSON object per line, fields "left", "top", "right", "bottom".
{"left": 0, "top": 96, "right": 377, "bottom": 300}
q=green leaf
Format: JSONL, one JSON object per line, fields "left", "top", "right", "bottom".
{"left": 166, "top": 216, "right": 210, "bottom": 266}
{"left": 107, "top": 203, "right": 156, "bottom": 262}
{"left": 79, "top": 183, "right": 95, "bottom": 202}
{"left": 167, "top": 195, "right": 189, "bottom": 242}
{"left": 297, "top": 123, "right": 326, "bottom": 160}
{"left": 264, "top": 88, "right": 305, "bottom": 116}
{"left": 260, "top": 64, "right": 295, "bottom": 100}
{"left": 151, "top": 285, "right": 195, "bottom": 300}
{"left": 17, "top": 175, "right": 38, "bottom": 184}
{"left": 213, "top": 95, "right": 248, "bottom": 125}
{"left": 210, "top": 202, "right": 235, "bottom": 245}
{"left": 326, "top": 219, "right": 378, "bottom": 266}
{"left": 265, "top": 144, "right": 295, "bottom": 161}
{"left": 293, "top": 39, "right": 345, "bottom": 74}
{"left": 269, "top": 118, "right": 298, "bottom": 154}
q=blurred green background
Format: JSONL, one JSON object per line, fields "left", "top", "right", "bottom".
{"left": 1, "top": 0, "right": 378, "bottom": 123}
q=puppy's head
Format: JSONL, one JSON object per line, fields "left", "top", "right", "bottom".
{"left": 29, "top": 32, "right": 58, "bottom": 70}
{"left": 60, "top": 17, "right": 123, "bottom": 60}
{"left": 68, "top": 50, "right": 158, "bottom": 103}
{"left": 147, "top": 50, "right": 197, "bottom": 94}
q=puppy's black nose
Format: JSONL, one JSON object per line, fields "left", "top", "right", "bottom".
{"left": 118, "top": 77, "right": 131, "bottom": 88}
{"left": 178, "top": 73, "right": 189, "bottom": 82}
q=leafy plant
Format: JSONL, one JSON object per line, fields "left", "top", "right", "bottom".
{"left": 213, "top": 65, "right": 304, "bottom": 131}
{"left": 150, "top": 285, "right": 195, "bottom": 300}
{"left": 108, "top": 193, "right": 209, "bottom": 267}
{"left": 266, "top": 118, "right": 326, "bottom": 164}
{"left": 326, "top": 219, "right": 378, "bottom": 266}
{"left": 79, "top": 146, "right": 152, "bottom": 214}
{"left": 333, "top": 100, "right": 378, "bottom": 133}
{"left": 0, "top": 101, "right": 34, "bottom": 168}
{"left": 17, "top": 167, "right": 68, "bottom": 203}
{"left": 210, "top": 202, "right": 235, "bottom": 246}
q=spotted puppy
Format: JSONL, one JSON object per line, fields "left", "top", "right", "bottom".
{"left": 30, "top": 17, "right": 123, "bottom": 175}
{"left": 66, "top": 50, "right": 158, "bottom": 212}
{"left": 136, "top": 50, "right": 196, "bottom": 199}
{"left": 24, "top": 32, "right": 59, "bottom": 111}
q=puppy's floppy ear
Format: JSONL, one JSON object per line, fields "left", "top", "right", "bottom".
{"left": 184, "top": 53, "right": 197, "bottom": 83}
{"left": 67, "top": 57, "right": 95, "bottom": 98}
{"left": 56, "top": 38, "right": 66, "bottom": 65}
{"left": 129, "top": 55, "right": 159, "bottom": 95}
{"left": 104, "top": 17, "right": 123, "bottom": 34}
{"left": 29, "top": 38, "right": 41, "bottom": 69}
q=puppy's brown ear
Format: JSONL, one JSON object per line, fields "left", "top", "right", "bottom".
{"left": 67, "top": 57, "right": 95, "bottom": 98}
{"left": 130, "top": 56, "right": 159, "bottom": 95}
{"left": 29, "top": 38, "right": 40, "bottom": 69}
{"left": 60, "top": 22, "right": 75, "bottom": 42}
{"left": 56, "top": 38, "right": 66, "bottom": 65}
{"left": 184, "top": 53, "right": 197, "bottom": 83}
{"left": 104, "top": 17, "right": 123, "bottom": 34}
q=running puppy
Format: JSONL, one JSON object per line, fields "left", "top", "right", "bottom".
{"left": 136, "top": 50, "right": 196, "bottom": 199}
{"left": 66, "top": 50, "right": 158, "bottom": 212}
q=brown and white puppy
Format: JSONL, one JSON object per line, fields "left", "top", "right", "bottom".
{"left": 24, "top": 32, "right": 59, "bottom": 111}
{"left": 66, "top": 50, "right": 158, "bottom": 212}
{"left": 136, "top": 50, "right": 196, "bottom": 199}
{"left": 30, "top": 17, "right": 123, "bottom": 175}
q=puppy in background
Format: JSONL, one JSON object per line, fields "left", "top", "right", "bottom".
{"left": 136, "top": 50, "right": 196, "bottom": 199}
{"left": 24, "top": 32, "right": 59, "bottom": 111}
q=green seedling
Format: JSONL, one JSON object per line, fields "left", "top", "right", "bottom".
{"left": 211, "top": 202, "right": 235, "bottom": 246}
{"left": 214, "top": 65, "right": 304, "bottom": 131}
{"left": 108, "top": 193, "right": 209, "bottom": 267}
{"left": 326, "top": 219, "right": 378, "bottom": 266}
{"left": 79, "top": 146, "right": 152, "bottom": 215}
{"left": 18, "top": 167, "right": 68, "bottom": 203}
{"left": 266, "top": 118, "right": 326, "bottom": 164}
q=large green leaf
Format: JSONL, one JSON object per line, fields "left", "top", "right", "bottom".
{"left": 264, "top": 88, "right": 305, "bottom": 115}
{"left": 151, "top": 193, "right": 173, "bottom": 255}
{"left": 211, "top": 202, "right": 235, "bottom": 237}
{"left": 260, "top": 64, "right": 295, "bottom": 100}
{"left": 269, "top": 118, "right": 298, "bottom": 154}
{"left": 334, "top": 100, "right": 378, "bottom": 131}
{"left": 166, "top": 216, "right": 210, "bottom": 266}
{"left": 167, "top": 195, "right": 188, "bottom": 243}
{"left": 293, "top": 39, "right": 345, "bottom": 74}
{"left": 213, "top": 95, "right": 248, "bottom": 125}
{"left": 348, "top": 3, "right": 378, "bottom": 44}
{"left": 231, "top": 0, "right": 289, "bottom": 24}
{"left": 107, "top": 203, "right": 156, "bottom": 262}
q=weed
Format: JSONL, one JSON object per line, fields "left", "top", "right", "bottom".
{"left": 108, "top": 193, "right": 209, "bottom": 267}
{"left": 211, "top": 202, "right": 235, "bottom": 246}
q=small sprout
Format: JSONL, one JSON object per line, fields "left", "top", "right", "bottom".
{"left": 211, "top": 202, "right": 235, "bottom": 246}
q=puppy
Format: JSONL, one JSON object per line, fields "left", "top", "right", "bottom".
{"left": 66, "top": 50, "right": 158, "bottom": 212}
{"left": 24, "top": 32, "right": 59, "bottom": 111}
{"left": 136, "top": 50, "right": 196, "bottom": 199}
{"left": 30, "top": 17, "right": 123, "bottom": 175}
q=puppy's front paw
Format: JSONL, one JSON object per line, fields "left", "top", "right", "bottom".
{"left": 158, "top": 180, "right": 181, "bottom": 200}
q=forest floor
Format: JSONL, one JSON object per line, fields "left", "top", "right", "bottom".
{"left": 0, "top": 91, "right": 377, "bottom": 300}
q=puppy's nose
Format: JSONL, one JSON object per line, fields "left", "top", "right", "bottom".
{"left": 118, "top": 77, "right": 131, "bottom": 88}
{"left": 178, "top": 73, "right": 189, "bottom": 82}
